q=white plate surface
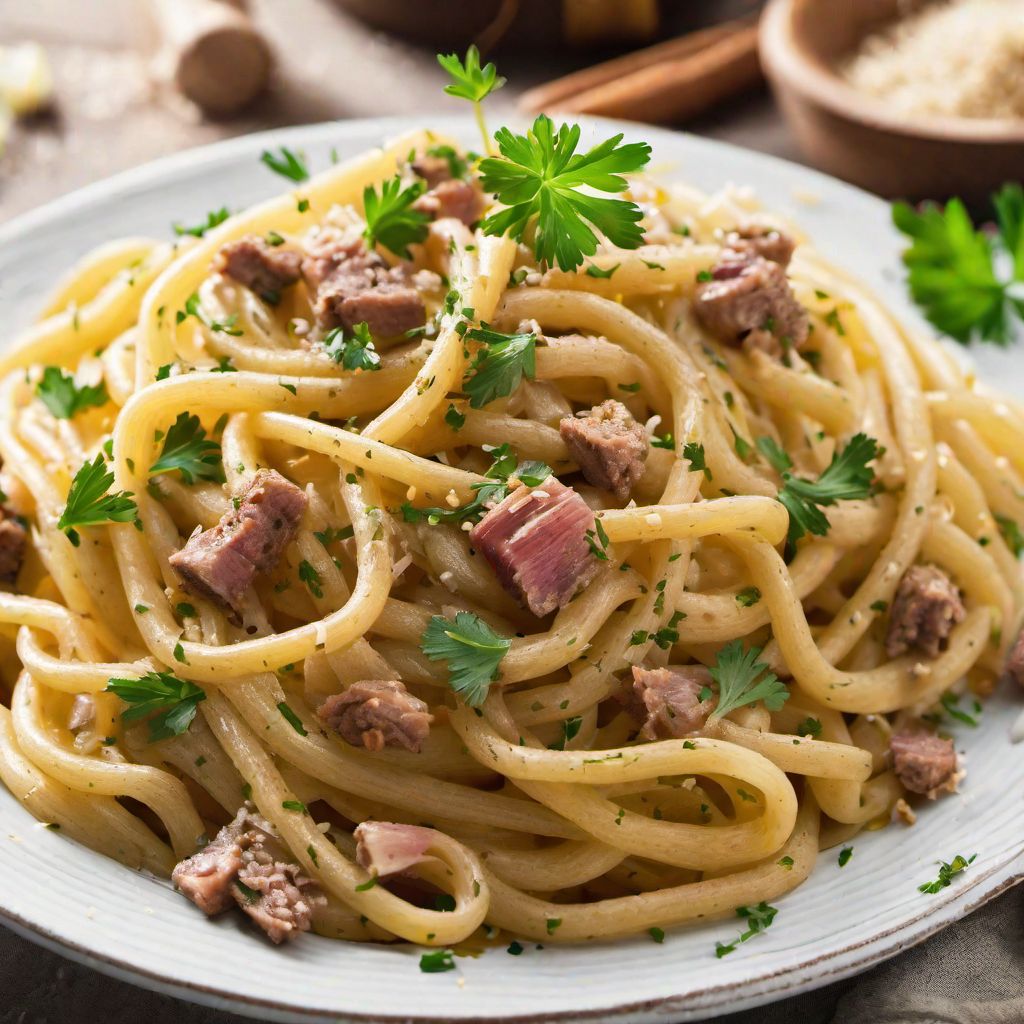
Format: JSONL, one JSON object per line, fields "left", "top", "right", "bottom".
{"left": 1, "top": 116, "right": 1022, "bottom": 1024}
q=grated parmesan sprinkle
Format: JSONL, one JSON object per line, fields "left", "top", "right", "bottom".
{"left": 843, "top": 0, "right": 1024, "bottom": 120}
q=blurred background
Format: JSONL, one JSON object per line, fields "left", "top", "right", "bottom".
{"left": 3, "top": 0, "right": 1021, "bottom": 222}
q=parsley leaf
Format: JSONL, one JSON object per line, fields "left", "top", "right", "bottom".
{"left": 548, "top": 715, "right": 583, "bottom": 750}
{"left": 707, "top": 640, "right": 789, "bottom": 720}
{"left": 106, "top": 670, "right": 206, "bottom": 742}
{"left": 438, "top": 45, "right": 506, "bottom": 104}
{"left": 323, "top": 321, "right": 381, "bottom": 372}
{"left": 756, "top": 435, "right": 793, "bottom": 473}
{"left": 362, "top": 175, "right": 430, "bottom": 258}
{"left": 683, "top": 441, "right": 711, "bottom": 480}
{"left": 57, "top": 455, "right": 138, "bottom": 546}
{"left": 419, "top": 949, "right": 456, "bottom": 973}
{"left": 463, "top": 325, "right": 536, "bottom": 408}
{"left": 892, "top": 190, "right": 1023, "bottom": 346}
{"left": 173, "top": 206, "right": 230, "bottom": 238}
{"left": 777, "top": 433, "right": 878, "bottom": 544}
{"left": 421, "top": 611, "right": 511, "bottom": 707}
{"left": 479, "top": 115, "right": 651, "bottom": 272}
{"left": 918, "top": 853, "right": 976, "bottom": 894}
{"left": 149, "top": 413, "right": 224, "bottom": 485}
{"left": 260, "top": 147, "right": 309, "bottom": 183}
{"left": 715, "top": 902, "right": 778, "bottom": 958}
{"left": 299, "top": 559, "right": 323, "bottom": 599}
{"left": 36, "top": 367, "right": 108, "bottom": 419}
{"left": 996, "top": 514, "right": 1024, "bottom": 558}
{"left": 177, "top": 292, "right": 243, "bottom": 336}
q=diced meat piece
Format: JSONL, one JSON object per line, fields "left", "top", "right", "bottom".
{"left": 694, "top": 253, "right": 809, "bottom": 357}
{"left": 169, "top": 469, "right": 307, "bottom": 617}
{"left": 214, "top": 236, "right": 302, "bottom": 301}
{"left": 560, "top": 399, "right": 648, "bottom": 500}
{"left": 354, "top": 821, "right": 434, "bottom": 877}
{"left": 318, "top": 680, "right": 433, "bottom": 753}
{"left": 0, "top": 509, "right": 26, "bottom": 584}
{"left": 234, "top": 855, "right": 322, "bottom": 945}
{"left": 470, "top": 476, "right": 600, "bottom": 618}
{"left": 1004, "top": 626, "right": 1024, "bottom": 688}
{"left": 411, "top": 151, "right": 456, "bottom": 189}
{"left": 886, "top": 565, "right": 965, "bottom": 659}
{"left": 414, "top": 178, "right": 485, "bottom": 227}
{"left": 724, "top": 225, "right": 796, "bottom": 267}
{"left": 630, "top": 665, "right": 716, "bottom": 740}
{"left": 172, "top": 804, "right": 250, "bottom": 916}
{"left": 890, "top": 732, "right": 958, "bottom": 796}
{"left": 67, "top": 695, "right": 94, "bottom": 732}
{"left": 174, "top": 802, "right": 324, "bottom": 942}
{"left": 301, "top": 234, "right": 424, "bottom": 337}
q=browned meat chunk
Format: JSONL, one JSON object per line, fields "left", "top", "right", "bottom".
{"left": 318, "top": 680, "right": 433, "bottom": 753}
{"left": 411, "top": 151, "right": 455, "bottom": 190}
{"left": 414, "top": 178, "right": 484, "bottom": 227}
{"left": 694, "top": 253, "right": 809, "bottom": 357}
{"left": 0, "top": 509, "right": 26, "bottom": 584}
{"left": 214, "top": 236, "right": 302, "bottom": 301}
{"left": 169, "top": 469, "right": 306, "bottom": 617}
{"left": 890, "top": 732, "right": 958, "bottom": 796}
{"left": 234, "top": 855, "right": 321, "bottom": 945}
{"left": 174, "top": 803, "right": 324, "bottom": 942}
{"left": 724, "top": 225, "right": 796, "bottom": 267}
{"left": 1005, "top": 625, "right": 1024, "bottom": 688}
{"left": 630, "top": 665, "right": 715, "bottom": 740}
{"left": 172, "top": 804, "right": 250, "bottom": 916}
{"left": 354, "top": 821, "right": 434, "bottom": 877}
{"left": 886, "top": 565, "right": 965, "bottom": 659}
{"left": 470, "top": 476, "right": 600, "bottom": 618}
{"left": 560, "top": 399, "right": 648, "bottom": 500}
{"left": 301, "top": 235, "right": 424, "bottom": 337}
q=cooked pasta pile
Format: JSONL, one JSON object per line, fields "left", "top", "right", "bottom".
{"left": 0, "top": 126, "right": 1021, "bottom": 952}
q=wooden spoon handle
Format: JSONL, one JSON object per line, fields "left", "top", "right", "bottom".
{"left": 519, "top": 17, "right": 762, "bottom": 125}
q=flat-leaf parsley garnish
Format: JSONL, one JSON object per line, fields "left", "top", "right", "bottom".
{"left": 106, "top": 670, "right": 206, "bottom": 741}
{"left": 892, "top": 185, "right": 1024, "bottom": 346}
{"left": 705, "top": 640, "right": 789, "bottom": 720}
{"left": 775, "top": 433, "right": 879, "bottom": 544}
{"left": 260, "top": 147, "right": 309, "bottom": 183}
{"left": 715, "top": 902, "right": 778, "bottom": 958}
{"left": 462, "top": 325, "right": 536, "bottom": 408}
{"left": 36, "top": 366, "right": 108, "bottom": 419}
{"left": 150, "top": 413, "right": 224, "bottom": 485}
{"left": 419, "top": 949, "right": 456, "bottom": 973}
{"left": 478, "top": 114, "right": 651, "bottom": 273}
{"left": 436, "top": 45, "right": 505, "bottom": 151}
{"left": 421, "top": 611, "right": 511, "bottom": 707}
{"left": 323, "top": 321, "right": 381, "bottom": 372}
{"left": 173, "top": 206, "right": 230, "bottom": 238}
{"left": 362, "top": 175, "right": 430, "bottom": 258}
{"left": 57, "top": 454, "right": 138, "bottom": 546}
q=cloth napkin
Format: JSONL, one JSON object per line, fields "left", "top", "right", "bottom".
{"left": 1, "top": 883, "right": 1021, "bottom": 1024}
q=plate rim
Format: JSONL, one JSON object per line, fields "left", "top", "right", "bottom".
{"left": 1, "top": 113, "right": 1021, "bottom": 1024}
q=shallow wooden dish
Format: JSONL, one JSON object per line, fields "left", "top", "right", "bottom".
{"left": 759, "top": 0, "right": 1024, "bottom": 202}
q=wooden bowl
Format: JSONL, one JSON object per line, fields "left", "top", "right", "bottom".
{"left": 759, "top": 0, "right": 1024, "bottom": 202}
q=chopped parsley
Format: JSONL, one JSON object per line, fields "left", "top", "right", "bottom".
{"left": 838, "top": 846, "right": 853, "bottom": 867}
{"left": 996, "top": 514, "right": 1024, "bottom": 558}
{"left": 57, "top": 455, "right": 138, "bottom": 546}
{"left": 735, "top": 586, "right": 761, "bottom": 607}
{"left": 362, "top": 175, "right": 430, "bottom": 258}
{"left": 35, "top": 367, "right": 108, "bottom": 419}
{"left": 548, "top": 716, "right": 583, "bottom": 751}
{"left": 714, "top": 902, "right": 778, "bottom": 958}
{"left": 918, "top": 853, "right": 976, "bottom": 894}
{"left": 105, "top": 670, "right": 206, "bottom": 741}
{"left": 796, "top": 717, "right": 822, "bottom": 738}
{"left": 299, "top": 560, "right": 324, "bottom": 599}
{"left": 419, "top": 949, "right": 456, "bottom": 973}
{"left": 173, "top": 206, "right": 230, "bottom": 238}
{"left": 149, "top": 412, "right": 224, "bottom": 485}
{"left": 683, "top": 441, "right": 711, "bottom": 480}
{"left": 260, "top": 147, "right": 309, "bottom": 182}
{"left": 462, "top": 325, "right": 536, "bottom": 408}
{"left": 277, "top": 701, "right": 308, "bottom": 736}
{"left": 706, "top": 641, "right": 789, "bottom": 720}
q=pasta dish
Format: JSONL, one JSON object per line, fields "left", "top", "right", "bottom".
{"left": 0, "top": 51, "right": 1021, "bottom": 962}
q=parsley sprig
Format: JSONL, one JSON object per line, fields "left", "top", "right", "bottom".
{"left": 323, "top": 321, "right": 381, "bottom": 372}
{"left": 893, "top": 185, "right": 1024, "bottom": 345}
{"left": 106, "top": 670, "right": 206, "bottom": 741}
{"left": 462, "top": 325, "right": 537, "bottom": 408}
{"left": 769, "top": 433, "right": 879, "bottom": 545}
{"left": 173, "top": 206, "right": 230, "bottom": 238}
{"left": 150, "top": 413, "right": 224, "bottom": 485}
{"left": 715, "top": 902, "right": 779, "bottom": 958}
{"left": 177, "top": 293, "right": 243, "bottom": 336}
{"left": 57, "top": 455, "right": 138, "bottom": 546}
{"left": 437, "top": 45, "right": 505, "bottom": 152}
{"left": 362, "top": 175, "right": 430, "bottom": 258}
{"left": 479, "top": 115, "right": 651, "bottom": 273}
{"left": 704, "top": 641, "right": 789, "bottom": 720}
{"left": 35, "top": 367, "right": 108, "bottom": 419}
{"left": 401, "top": 443, "right": 550, "bottom": 525}
{"left": 421, "top": 611, "right": 511, "bottom": 707}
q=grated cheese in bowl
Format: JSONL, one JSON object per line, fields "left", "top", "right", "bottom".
{"left": 842, "top": 0, "right": 1024, "bottom": 120}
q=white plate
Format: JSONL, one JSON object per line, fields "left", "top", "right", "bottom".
{"left": 1, "top": 116, "right": 1022, "bottom": 1024}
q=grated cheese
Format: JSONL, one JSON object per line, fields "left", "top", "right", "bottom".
{"left": 843, "top": 0, "right": 1024, "bottom": 120}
